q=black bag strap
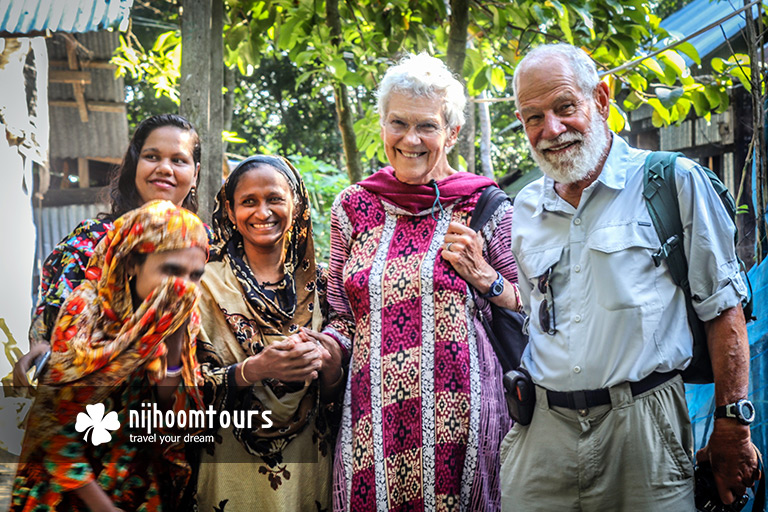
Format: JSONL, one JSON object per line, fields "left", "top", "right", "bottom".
{"left": 468, "top": 185, "right": 518, "bottom": 373}
{"left": 470, "top": 185, "right": 512, "bottom": 233}
{"left": 643, "top": 151, "right": 714, "bottom": 383}
{"left": 643, "top": 151, "right": 689, "bottom": 289}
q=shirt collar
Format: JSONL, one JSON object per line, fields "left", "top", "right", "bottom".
{"left": 597, "top": 134, "right": 630, "bottom": 191}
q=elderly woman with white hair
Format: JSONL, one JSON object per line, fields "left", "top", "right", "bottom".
{"left": 317, "top": 53, "right": 520, "bottom": 511}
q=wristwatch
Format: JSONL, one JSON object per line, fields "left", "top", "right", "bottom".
{"left": 713, "top": 399, "right": 756, "bottom": 425}
{"left": 480, "top": 271, "right": 504, "bottom": 299}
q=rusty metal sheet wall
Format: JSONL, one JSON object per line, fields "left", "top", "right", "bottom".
{"left": 660, "top": 120, "right": 693, "bottom": 151}
{"left": 694, "top": 109, "right": 734, "bottom": 147}
{"left": 47, "top": 31, "right": 128, "bottom": 160}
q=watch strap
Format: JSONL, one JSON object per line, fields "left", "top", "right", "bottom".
{"left": 479, "top": 271, "right": 504, "bottom": 299}
{"left": 713, "top": 399, "right": 755, "bottom": 425}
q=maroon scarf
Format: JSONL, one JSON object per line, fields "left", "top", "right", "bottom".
{"left": 358, "top": 166, "right": 495, "bottom": 214}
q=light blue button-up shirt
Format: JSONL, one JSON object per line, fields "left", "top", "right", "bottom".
{"left": 511, "top": 135, "right": 747, "bottom": 391}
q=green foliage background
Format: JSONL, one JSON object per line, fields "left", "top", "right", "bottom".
{"left": 117, "top": 0, "right": 768, "bottom": 260}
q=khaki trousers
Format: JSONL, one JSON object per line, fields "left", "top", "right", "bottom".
{"left": 500, "top": 374, "right": 695, "bottom": 511}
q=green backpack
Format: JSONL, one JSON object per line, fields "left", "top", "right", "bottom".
{"left": 643, "top": 151, "right": 753, "bottom": 384}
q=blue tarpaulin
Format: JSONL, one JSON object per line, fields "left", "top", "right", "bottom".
{"left": 687, "top": 258, "right": 768, "bottom": 509}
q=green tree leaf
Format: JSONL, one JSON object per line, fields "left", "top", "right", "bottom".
{"left": 607, "top": 102, "right": 627, "bottom": 133}
{"left": 655, "top": 86, "right": 683, "bottom": 108}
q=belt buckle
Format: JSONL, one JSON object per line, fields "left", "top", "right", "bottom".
{"left": 567, "top": 390, "right": 589, "bottom": 412}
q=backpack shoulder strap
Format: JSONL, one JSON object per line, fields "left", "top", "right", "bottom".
{"left": 470, "top": 185, "right": 511, "bottom": 233}
{"left": 642, "top": 151, "right": 691, "bottom": 294}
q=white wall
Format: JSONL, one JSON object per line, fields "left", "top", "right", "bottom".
{"left": 0, "top": 37, "right": 48, "bottom": 378}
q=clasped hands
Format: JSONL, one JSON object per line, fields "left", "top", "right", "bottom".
{"left": 238, "top": 328, "right": 343, "bottom": 388}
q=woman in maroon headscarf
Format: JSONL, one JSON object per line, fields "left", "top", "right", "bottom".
{"left": 317, "top": 53, "right": 521, "bottom": 512}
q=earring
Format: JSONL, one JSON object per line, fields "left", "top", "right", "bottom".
{"left": 190, "top": 186, "right": 197, "bottom": 199}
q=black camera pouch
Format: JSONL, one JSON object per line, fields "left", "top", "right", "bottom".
{"left": 503, "top": 368, "right": 535, "bottom": 426}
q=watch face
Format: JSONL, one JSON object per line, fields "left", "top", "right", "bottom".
{"left": 737, "top": 399, "right": 756, "bottom": 424}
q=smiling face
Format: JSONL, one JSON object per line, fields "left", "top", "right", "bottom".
{"left": 226, "top": 164, "right": 295, "bottom": 256}
{"left": 515, "top": 57, "right": 611, "bottom": 184}
{"left": 381, "top": 92, "right": 460, "bottom": 185}
{"left": 134, "top": 126, "right": 199, "bottom": 206}
{"left": 129, "top": 247, "right": 207, "bottom": 303}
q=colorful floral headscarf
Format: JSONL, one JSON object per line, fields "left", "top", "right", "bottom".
{"left": 44, "top": 200, "right": 209, "bottom": 396}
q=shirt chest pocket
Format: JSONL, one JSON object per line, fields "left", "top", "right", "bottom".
{"left": 517, "top": 246, "right": 563, "bottom": 333}
{"left": 586, "top": 222, "right": 662, "bottom": 311}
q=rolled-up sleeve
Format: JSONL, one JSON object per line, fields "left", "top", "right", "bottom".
{"left": 676, "top": 159, "right": 747, "bottom": 322}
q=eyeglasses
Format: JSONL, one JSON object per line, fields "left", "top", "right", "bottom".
{"left": 385, "top": 119, "right": 445, "bottom": 137}
{"left": 538, "top": 267, "right": 556, "bottom": 335}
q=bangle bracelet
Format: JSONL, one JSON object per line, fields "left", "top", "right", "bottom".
{"left": 240, "top": 357, "right": 255, "bottom": 385}
{"left": 512, "top": 283, "right": 522, "bottom": 312}
{"left": 327, "top": 366, "right": 345, "bottom": 388}
{"left": 165, "top": 365, "right": 183, "bottom": 378}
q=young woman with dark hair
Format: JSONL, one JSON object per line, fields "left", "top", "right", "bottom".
{"left": 13, "top": 114, "right": 202, "bottom": 387}
{"left": 108, "top": 113, "right": 201, "bottom": 218}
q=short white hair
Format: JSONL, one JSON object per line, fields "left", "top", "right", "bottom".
{"left": 512, "top": 44, "right": 600, "bottom": 109}
{"left": 376, "top": 52, "right": 466, "bottom": 130}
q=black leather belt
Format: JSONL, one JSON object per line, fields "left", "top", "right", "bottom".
{"left": 546, "top": 371, "right": 678, "bottom": 410}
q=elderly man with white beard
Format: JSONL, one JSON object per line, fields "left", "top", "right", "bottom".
{"left": 499, "top": 43, "right": 757, "bottom": 512}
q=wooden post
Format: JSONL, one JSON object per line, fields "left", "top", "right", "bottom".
{"left": 77, "top": 158, "right": 89, "bottom": 188}
{"left": 64, "top": 35, "right": 88, "bottom": 123}
{"left": 732, "top": 83, "right": 757, "bottom": 269}
{"left": 180, "top": 0, "right": 223, "bottom": 221}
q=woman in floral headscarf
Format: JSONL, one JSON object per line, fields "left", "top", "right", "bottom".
{"left": 12, "top": 200, "right": 209, "bottom": 512}
{"left": 15, "top": 113, "right": 204, "bottom": 387}
{"left": 193, "top": 155, "right": 343, "bottom": 512}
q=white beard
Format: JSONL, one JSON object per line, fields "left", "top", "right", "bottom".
{"left": 529, "top": 108, "right": 609, "bottom": 185}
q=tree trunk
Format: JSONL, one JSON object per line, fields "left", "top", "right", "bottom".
{"left": 459, "top": 99, "right": 475, "bottom": 173}
{"left": 478, "top": 92, "right": 494, "bottom": 178}
{"left": 326, "top": 0, "right": 363, "bottom": 183}
{"left": 180, "top": 0, "right": 224, "bottom": 220}
{"left": 222, "top": 65, "right": 236, "bottom": 160}
{"left": 446, "top": 0, "right": 470, "bottom": 171}
{"left": 209, "top": 0, "right": 224, "bottom": 196}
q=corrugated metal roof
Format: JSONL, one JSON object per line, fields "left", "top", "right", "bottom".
{"left": 0, "top": 0, "right": 133, "bottom": 35}
{"left": 47, "top": 31, "right": 125, "bottom": 100}
{"left": 660, "top": 0, "right": 757, "bottom": 63}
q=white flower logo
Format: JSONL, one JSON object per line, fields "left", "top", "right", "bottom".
{"left": 75, "top": 403, "right": 120, "bottom": 446}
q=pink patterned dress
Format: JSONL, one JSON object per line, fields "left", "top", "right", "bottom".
{"left": 324, "top": 168, "right": 516, "bottom": 511}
